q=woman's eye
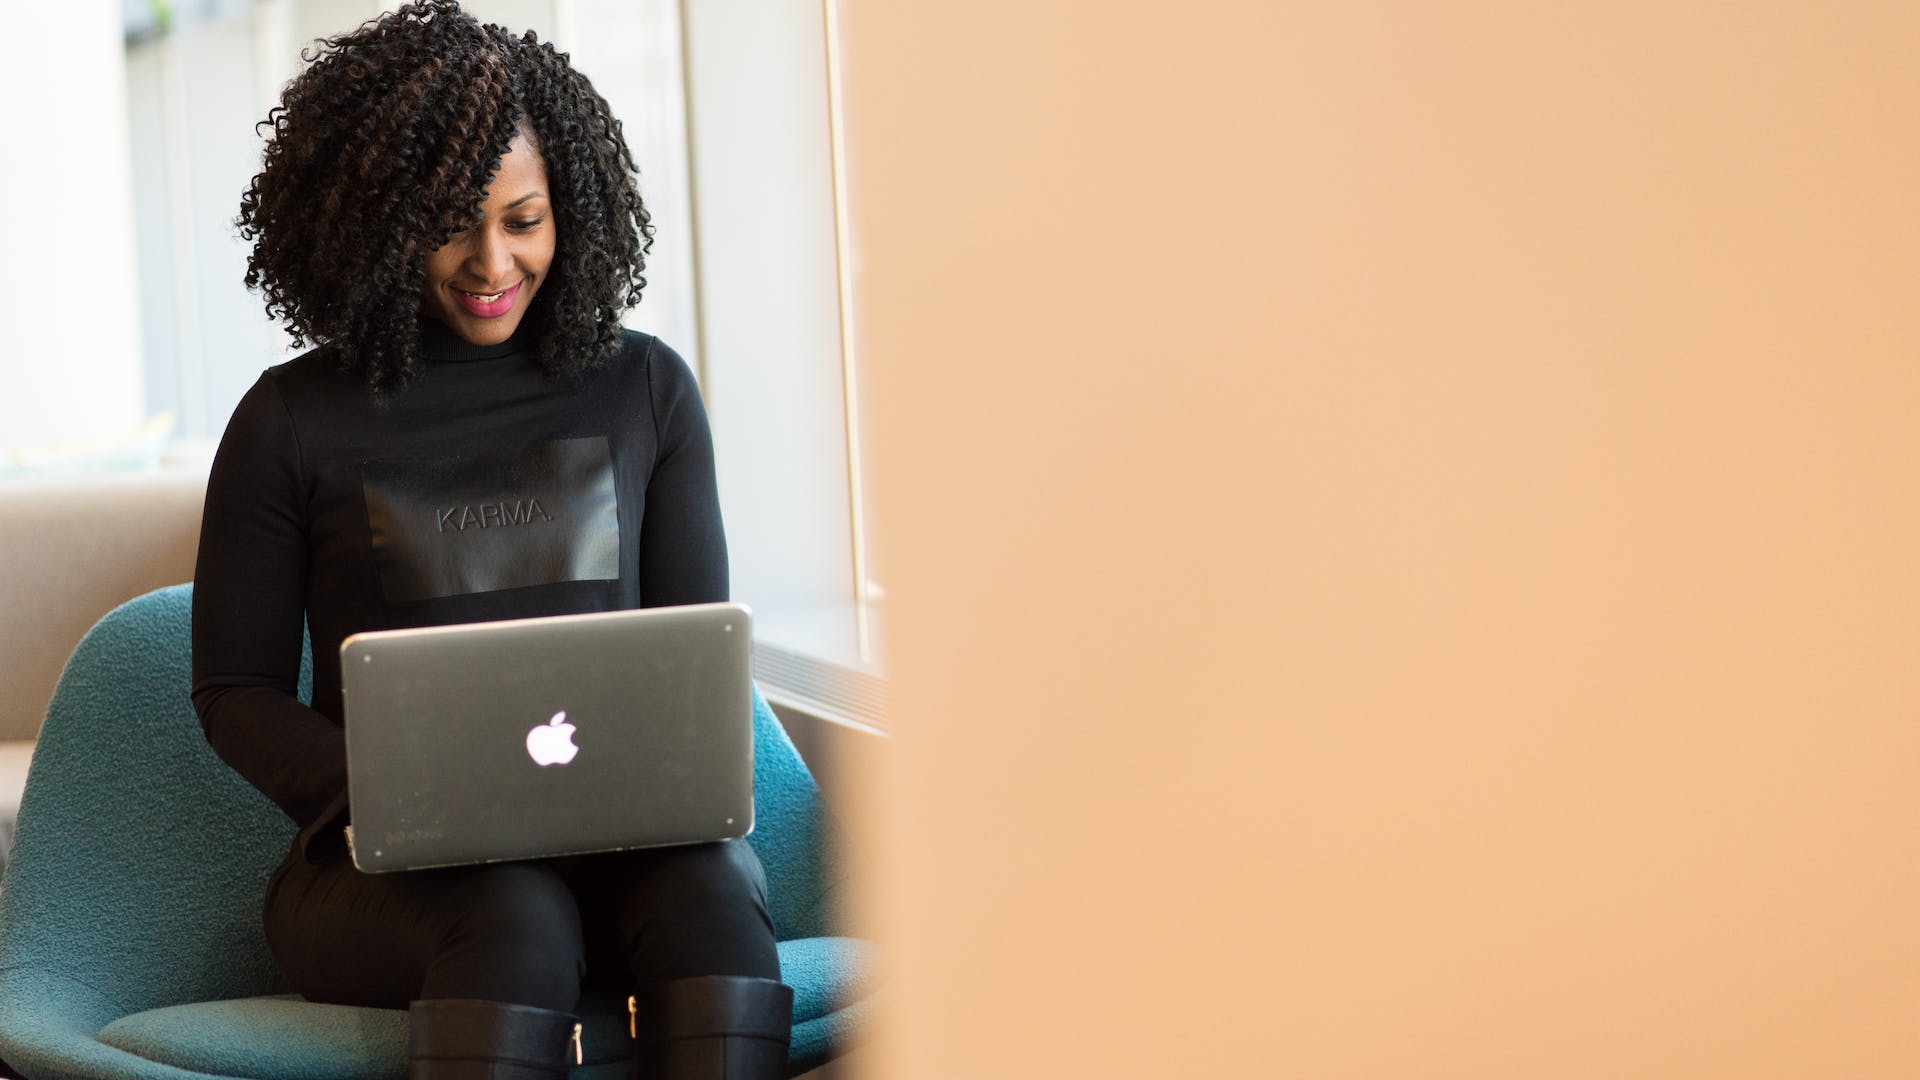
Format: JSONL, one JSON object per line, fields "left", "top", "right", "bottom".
{"left": 507, "top": 218, "right": 546, "bottom": 232}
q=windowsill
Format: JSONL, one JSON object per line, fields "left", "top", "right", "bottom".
{"left": 750, "top": 599, "right": 887, "bottom": 733}
{"left": 0, "top": 457, "right": 211, "bottom": 492}
{"left": 0, "top": 430, "right": 212, "bottom": 487}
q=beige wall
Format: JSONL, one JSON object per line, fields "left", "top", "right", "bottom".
{"left": 842, "top": 3, "right": 1920, "bottom": 1078}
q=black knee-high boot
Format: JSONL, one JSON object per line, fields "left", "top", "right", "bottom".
{"left": 628, "top": 976, "right": 794, "bottom": 1079}
{"left": 410, "top": 999, "right": 583, "bottom": 1079}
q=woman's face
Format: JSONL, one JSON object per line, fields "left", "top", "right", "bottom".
{"left": 420, "top": 130, "right": 556, "bottom": 347}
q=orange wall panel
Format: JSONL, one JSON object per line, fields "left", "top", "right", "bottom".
{"left": 840, "top": 4, "right": 1920, "bottom": 1077}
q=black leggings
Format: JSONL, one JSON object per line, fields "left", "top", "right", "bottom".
{"left": 262, "top": 839, "right": 780, "bottom": 1013}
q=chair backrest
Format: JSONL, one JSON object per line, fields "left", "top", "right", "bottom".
{"left": 0, "top": 584, "right": 296, "bottom": 1032}
{"left": 747, "top": 683, "right": 844, "bottom": 942}
{"left": 0, "top": 584, "right": 843, "bottom": 1035}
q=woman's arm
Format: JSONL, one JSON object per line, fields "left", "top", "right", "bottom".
{"left": 638, "top": 337, "right": 729, "bottom": 607}
{"left": 190, "top": 372, "right": 350, "bottom": 860}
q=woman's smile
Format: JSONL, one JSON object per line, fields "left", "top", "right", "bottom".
{"left": 451, "top": 280, "right": 523, "bottom": 318}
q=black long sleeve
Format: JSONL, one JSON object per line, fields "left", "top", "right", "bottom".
{"left": 191, "top": 326, "right": 724, "bottom": 862}
{"left": 639, "top": 341, "right": 728, "bottom": 607}
{"left": 191, "top": 375, "right": 350, "bottom": 843}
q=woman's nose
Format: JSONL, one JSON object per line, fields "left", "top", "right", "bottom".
{"left": 469, "top": 228, "right": 514, "bottom": 283}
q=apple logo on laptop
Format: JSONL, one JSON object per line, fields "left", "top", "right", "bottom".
{"left": 526, "top": 710, "right": 580, "bottom": 767}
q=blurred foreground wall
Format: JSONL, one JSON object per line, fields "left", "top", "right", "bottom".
{"left": 844, "top": 3, "right": 1920, "bottom": 1077}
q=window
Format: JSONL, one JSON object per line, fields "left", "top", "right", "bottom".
{"left": 679, "top": 0, "right": 885, "bottom": 727}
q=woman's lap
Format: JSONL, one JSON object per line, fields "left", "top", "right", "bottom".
{"left": 263, "top": 839, "right": 776, "bottom": 1012}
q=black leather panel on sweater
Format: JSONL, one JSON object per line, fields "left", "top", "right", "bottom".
{"left": 360, "top": 436, "right": 621, "bottom": 603}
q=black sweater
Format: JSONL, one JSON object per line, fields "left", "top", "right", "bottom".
{"left": 190, "top": 320, "right": 726, "bottom": 863}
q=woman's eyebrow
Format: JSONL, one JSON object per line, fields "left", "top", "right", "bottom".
{"left": 504, "top": 191, "right": 548, "bottom": 209}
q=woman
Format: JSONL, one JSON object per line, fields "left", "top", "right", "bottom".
{"left": 190, "top": 3, "right": 790, "bottom": 1076}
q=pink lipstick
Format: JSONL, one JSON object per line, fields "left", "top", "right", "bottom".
{"left": 453, "top": 280, "right": 522, "bottom": 318}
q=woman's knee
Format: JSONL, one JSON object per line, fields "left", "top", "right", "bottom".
{"left": 612, "top": 842, "right": 776, "bottom": 954}
{"left": 640, "top": 840, "right": 770, "bottom": 911}
{"left": 602, "top": 842, "right": 779, "bottom": 982}
{"left": 423, "top": 862, "right": 588, "bottom": 1009}
{"left": 440, "top": 861, "right": 586, "bottom": 953}
{"left": 260, "top": 856, "right": 590, "bottom": 1010}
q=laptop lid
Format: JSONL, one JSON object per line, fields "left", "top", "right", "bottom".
{"left": 340, "top": 603, "right": 754, "bottom": 873}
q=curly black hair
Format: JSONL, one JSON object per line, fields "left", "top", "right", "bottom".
{"left": 237, "top": 0, "right": 652, "bottom": 395}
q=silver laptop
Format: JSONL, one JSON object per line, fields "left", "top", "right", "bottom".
{"left": 340, "top": 603, "right": 755, "bottom": 873}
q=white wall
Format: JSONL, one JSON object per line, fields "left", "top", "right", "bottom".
{"left": 0, "top": 4, "right": 144, "bottom": 449}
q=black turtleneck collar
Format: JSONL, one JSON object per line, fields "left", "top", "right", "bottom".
{"left": 420, "top": 313, "right": 542, "bottom": 363}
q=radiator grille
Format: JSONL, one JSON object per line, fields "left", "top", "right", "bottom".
{"left": 751, "top": 641, "right": 889, "bottom": 731}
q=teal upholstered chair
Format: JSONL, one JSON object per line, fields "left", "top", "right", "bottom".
{"left": 0, "top": 585, "right": 875, "bottom": 1079}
